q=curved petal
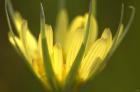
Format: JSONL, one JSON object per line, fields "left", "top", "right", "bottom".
{"left": 79, "top": 28, "right": 112, "bottom": 80}
{"left": 69, "top": 16, "right": 84, "bottom": 32}
{"left": 45, "top": 25, "right": 54, "bottom": 55}
{"left": 52, "top": 43, "right": 64, "bottom": 82}
{"left": 8, "top": 34, "right": 26, "bottom": 56}
{"left": 65, "top": 30, "right": 84, "bottom": 75}
{"left": 69, "top": 14, "right": 98, "bottom": 53}
{"left": 101, "top": 28, "right": 113, "bottom": 57}
{"left": 20, "top": 21, "right": 38, "bottom": 63}
{"left": 14, "top": 12, "right": 24, "bottom": 34}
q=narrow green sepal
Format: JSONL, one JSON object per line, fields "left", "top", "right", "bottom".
{"left": 5, "top": 0, "right": 18, "bottom": 27}
{"left": 91, "top": 4, "right": 135, "bottom": 80}
{"left": 5, "top": 0, "right": 26, "bottom": 60}
{"left": 105, "top": 4, "right": 135, "bottom": 65}
{"left": 92, "top": 0, "right": 97, "bottom": 17}
{"left": 83, "top": 0, "right": 92, "bottom": 44}
{"left": 40, "top": 4, "right": 60, "bottom": 92}
{"left": 63, "top": 0, "right": 93, "bottom": 91}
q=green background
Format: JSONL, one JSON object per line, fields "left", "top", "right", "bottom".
{"left": 0, "top": 0, "right": 139, "bottom": 92}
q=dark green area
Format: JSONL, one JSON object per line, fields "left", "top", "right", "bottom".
{"left": 0, "top": 0, "right": 139, "bottom": 92}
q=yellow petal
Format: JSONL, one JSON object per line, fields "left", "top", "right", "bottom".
{"left": 8, "top": 32, "right": 16, "bottom": 46}
{"left": 79, "top": 39, "right": 107, "bottom": 80}
{"left": 8, "top": 34, "right": 26, "bottom": 56}
{"left": 65, "top": 30, "right": 84, "bottom": 75}
{"left": 101, "top": 28, "right": 113, "bottom": 57}
{"left": 79, "top": 28, "right": 112, "bottom": 80}
{"left": 20, "top": 21, "right": 38, "bottom": 62}
{"left": 69, "top": 14, "right": 98, "bottom": 53}
{"left": 45, "top": 25, "right": 53, "bottom": 55}
{"left": 38, "top": 33, "right": 43, "bottom": 58}
{"left": 55, "top": 9, "right": 68, "bottom": 47}
{"left": 69, "top": 16, "right": 84, "bottom": 32}
{"left": 32, "top": 55, "right": 45, "bottom": 79}
{"left": 63, "top": 15, "right": 85, "bottom": 57}
{"left": 52, "top": 43, "right": 64, "bottom": 82}
{"left": 32, "top": 53, "right": 49, "bottom": 89}
{"left": 14, "top": 12, "right": 23, "bottom": 34}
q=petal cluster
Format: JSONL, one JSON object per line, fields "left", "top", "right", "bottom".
{"left": 9, "top": 10, "right": 113, "bottom": 85}
{"left": 6, "top": 0, "right": 135, "bottom": 91}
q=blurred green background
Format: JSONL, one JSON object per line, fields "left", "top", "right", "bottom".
{"left": 0, "top": 0, "right": 139, "bottom": 92}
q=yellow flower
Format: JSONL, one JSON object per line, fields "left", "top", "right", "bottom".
{"left": 6, "top": 0, "right": 135, "bottom": 91}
